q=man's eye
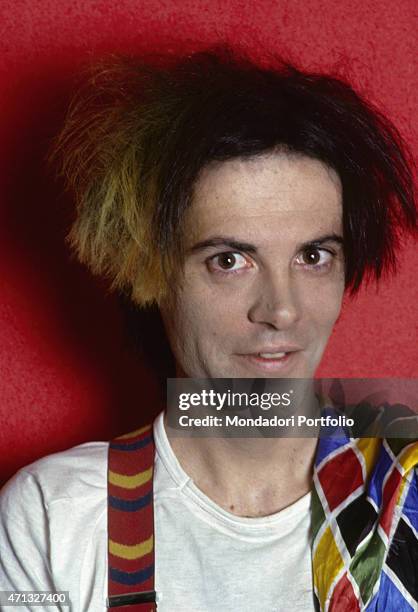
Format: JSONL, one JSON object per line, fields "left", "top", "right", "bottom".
{"left": 296, "top": 248, "right": 333, "bottom": 267}
{"left": 207, "top": 252, "right": 249, "bottom": 273}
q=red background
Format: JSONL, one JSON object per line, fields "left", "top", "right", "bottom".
{"left": 0, "top": 0, "right": 416, "bottom": 485}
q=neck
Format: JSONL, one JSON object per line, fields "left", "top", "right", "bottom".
{"left": 165, "top": 416, "right": 317, "bottom": 517}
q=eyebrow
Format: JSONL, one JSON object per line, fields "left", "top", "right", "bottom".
{"left": 189, "top": 233, "right": 344, "bottom": 254}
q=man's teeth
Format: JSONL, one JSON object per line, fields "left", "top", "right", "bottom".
{"left": 259, "top": 352, "right": 286, "bottom": 358}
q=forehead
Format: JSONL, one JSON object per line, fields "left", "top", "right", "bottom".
{"left": 186, "top": 152, "right": 342, "bottom": 244}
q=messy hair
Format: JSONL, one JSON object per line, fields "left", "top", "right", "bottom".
{"left": 52, "top": 48, "right": 416, "bottom": 306}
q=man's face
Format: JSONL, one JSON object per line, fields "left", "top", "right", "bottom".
{"left": 160, "top": 152, "right": 345, "bottom": 378}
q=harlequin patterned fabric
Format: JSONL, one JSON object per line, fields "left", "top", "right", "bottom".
{"left": 312, "top": 427, "right": 418, "bottom": 611}
{"left": 107, "top": 420, "right": 418, "bottom": 611}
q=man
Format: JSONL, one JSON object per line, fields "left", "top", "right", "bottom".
{"left": 0, "top": 49, "right": 417, "bottom": 611}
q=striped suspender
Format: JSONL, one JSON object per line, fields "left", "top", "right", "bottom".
{"left": 107, "top": 424, "right": 157, "bottom": 610}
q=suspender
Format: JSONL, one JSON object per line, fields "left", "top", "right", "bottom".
{"left": 107, "top": 424, "right": 156, "bottom": 610}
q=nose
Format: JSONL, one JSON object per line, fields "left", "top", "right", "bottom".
{"left": 247, "top": 270, "right": 301, "bottom": 331}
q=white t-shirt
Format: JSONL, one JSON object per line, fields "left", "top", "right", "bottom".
{"left": 0, "top": 413, "right": 315, "bottom": 611}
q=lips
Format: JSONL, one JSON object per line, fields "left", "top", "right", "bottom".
{"left": 236, "top": 347, "right": 302, "bottom": 373}
{"left": 243, "top": 345, "right": 303, "bottom": 357}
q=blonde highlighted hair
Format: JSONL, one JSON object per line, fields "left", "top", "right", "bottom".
{"left": 51, "top": 49, "right": 416, "bottom": 306}
{"left": 51, "top": 58, "right": 181, "bottom": 305}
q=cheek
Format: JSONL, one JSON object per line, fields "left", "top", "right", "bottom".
{"left": 300, "top": 277, "right": 344, "bottom": 331}
{"left": 188, "top": 290, "right": 245, "bottom": 337}
{"left": 178, "top": 278, "right": 249, "bottom": 346}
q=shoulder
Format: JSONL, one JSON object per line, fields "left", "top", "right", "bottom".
{"left": 0, "top": 441, "right": 110, "bottom": 599}
{"left": 0, "top": 440, "right": 109, "bottom": 512}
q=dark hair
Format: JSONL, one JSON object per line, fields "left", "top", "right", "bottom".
{"left": 53, "top": 47, "right": 416, "bottom": 305}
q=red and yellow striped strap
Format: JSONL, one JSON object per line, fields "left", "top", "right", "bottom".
{"left": 107, "top": 424, "right": 156, "bottom": 610}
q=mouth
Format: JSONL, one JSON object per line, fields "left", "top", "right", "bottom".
{"left": 236, "top": 348, "right": 302, "bottom": 372}
{"left": 257, "top": 351, "right": 287, "bottom": 359}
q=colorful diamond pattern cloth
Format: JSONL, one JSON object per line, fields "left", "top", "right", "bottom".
{"left": 312, "top": 429, "right": 418, "bottom": 611}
